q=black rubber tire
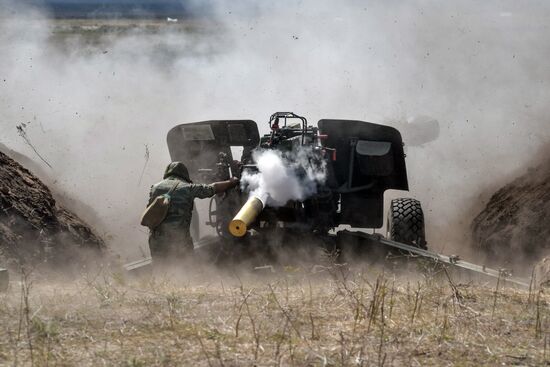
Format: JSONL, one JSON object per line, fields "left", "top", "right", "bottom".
{"left": 387, "top": 198, "right": 427, "bottom": 249}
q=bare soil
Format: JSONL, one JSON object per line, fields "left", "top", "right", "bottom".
{"left": 472, "top": 149, "right": 550, "bottom": 267}
{"left": 0, "top": 150, "right": 104, "bottom": 266}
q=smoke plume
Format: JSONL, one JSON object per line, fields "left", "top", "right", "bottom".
{"left": 241, "top": 148, "right": 327, "bottom": 206}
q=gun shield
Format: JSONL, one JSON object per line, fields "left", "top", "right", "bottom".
{"left": 229, "top": 196, "right": 264, "bottom": 237}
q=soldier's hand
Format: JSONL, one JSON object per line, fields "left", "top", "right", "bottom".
{"left": 213, "top": 177, "right": 240, "bottom": 195}
{"left": 229, "top": 177, "right": 240, "bottom": 188}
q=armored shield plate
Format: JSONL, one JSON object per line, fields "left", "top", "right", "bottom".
{"left": 319, "top": 119, "right": 409, "bottom": 228}
{"left": 167, "top": 120, "right": 260, "bottom": 183}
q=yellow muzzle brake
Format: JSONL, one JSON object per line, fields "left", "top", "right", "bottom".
{"left": 228, "top": 196, "right": 264, "bottom": 237}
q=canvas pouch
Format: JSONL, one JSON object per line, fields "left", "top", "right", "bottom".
{"left": 140, "top": 181, "right": 180, "bottom": 229}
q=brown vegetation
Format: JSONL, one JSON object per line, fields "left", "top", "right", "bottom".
{"left": 0, "top": 264, "right": 547, "bottom": 366}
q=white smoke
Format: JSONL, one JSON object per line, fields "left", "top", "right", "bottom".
{"left": 241, "top": 147, "right": 327, "bottom": 207}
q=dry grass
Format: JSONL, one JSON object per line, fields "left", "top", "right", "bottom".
{"left": 0, "top": 262, "right": 548, "bottom": 366}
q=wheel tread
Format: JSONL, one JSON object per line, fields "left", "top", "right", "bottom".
{"left": 388, "top": 198, "right": 427, "bottom": 249}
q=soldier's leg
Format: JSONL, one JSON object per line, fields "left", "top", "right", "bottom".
{"left": 182, "top": 234, "right": 195, "bottom": 255}
{"left": 149, "top": 231, "right": 169, "bottom": 260}
{"left": 165, "top": 232, "right": 194, "bottom": 259}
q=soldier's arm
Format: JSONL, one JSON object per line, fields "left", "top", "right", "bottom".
{"left": 189, "top": 178, "right": 239, "bottom": 199}
{"left": 188, "top": 184, "right": 216, "bottom": 199}
{"left": 212, "top": 177, "right": 239, "bottom": 195}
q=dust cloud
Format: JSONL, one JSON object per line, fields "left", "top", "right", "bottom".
{"left": 1, "top": 1, "right": 549, "bottom": 260}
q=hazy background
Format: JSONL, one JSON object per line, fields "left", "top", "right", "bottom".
{"left": 1, "top": 0, "right": 549, "bottom": 260}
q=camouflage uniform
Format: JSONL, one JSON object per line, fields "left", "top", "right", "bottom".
{"left": 148, "top": 162, "right": 215, "bottom": 259}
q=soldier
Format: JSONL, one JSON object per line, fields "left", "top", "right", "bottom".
{"left": 148, "top": 161, "right": 238, "bottom": 260}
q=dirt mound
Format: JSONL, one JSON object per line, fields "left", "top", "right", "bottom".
{"left": 0, "top": 150, "right": 104, "bottom": 266}
{"left": 471, "top": 155, "right": 550, "bottom": 266}
{"left": 535, "top": 257, "right": 550, "bottom": 288}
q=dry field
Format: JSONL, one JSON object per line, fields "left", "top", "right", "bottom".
{"left": 0, "top": 261, "right": 548, "bottom": 366}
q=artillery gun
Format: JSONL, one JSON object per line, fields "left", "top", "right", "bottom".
{"left": 166, "top": 112, "right": 427, "bottom": 257}
{"left": 126, "top": 112, "right": 530, "bottom": 287}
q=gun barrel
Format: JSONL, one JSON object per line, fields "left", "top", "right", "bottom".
{"left": 228, "top": 196, "right": 264, "bottom": 237}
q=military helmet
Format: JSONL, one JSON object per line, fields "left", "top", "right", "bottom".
{"left": 163, "top": 161, "right": 192, "bottom": 182}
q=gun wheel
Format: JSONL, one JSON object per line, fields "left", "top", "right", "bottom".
{"left": 387, "top": 198, "right": 427, "bottom": 249}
